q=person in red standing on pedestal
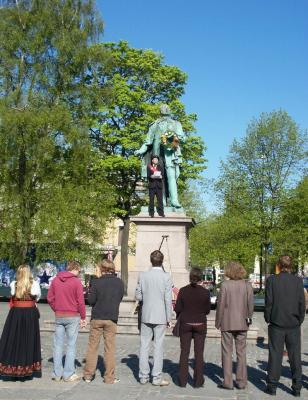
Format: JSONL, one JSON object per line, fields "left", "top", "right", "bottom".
{"left": 0, "top": 264, "right": 42, "bottom": 379}
{"left": 147, "top": 155, "right": 165, "bottom": 218}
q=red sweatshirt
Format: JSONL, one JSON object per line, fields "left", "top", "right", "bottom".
{"left": 47, "top": 271, "right": 86, "bottom": 319}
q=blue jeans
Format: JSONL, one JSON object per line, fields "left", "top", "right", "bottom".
{"left": 53, "top": 317, "right": 80, "bottom": 379}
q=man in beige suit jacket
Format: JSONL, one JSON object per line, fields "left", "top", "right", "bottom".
{"left": 215, "top": 262, "right": 254, "bottom": 390}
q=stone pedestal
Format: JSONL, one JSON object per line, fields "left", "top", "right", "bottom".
{"left": 128, "top": 212, "right": 194, "bottom": 297}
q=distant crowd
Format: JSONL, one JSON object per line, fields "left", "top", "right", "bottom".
{"left": 0, "top": 252, "right": 306, "bottom": 397}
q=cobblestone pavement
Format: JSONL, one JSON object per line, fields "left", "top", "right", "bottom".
{"left": 0, "top": 303, "right": 307, "bottom": 400}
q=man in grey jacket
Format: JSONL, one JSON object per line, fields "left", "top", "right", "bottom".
{"left": 135, "top": 250, "right": 173, "bottom": 386}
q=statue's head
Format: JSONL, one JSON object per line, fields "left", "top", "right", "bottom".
{"left": 160, "top": 104, "right": 171, "bottom": 116}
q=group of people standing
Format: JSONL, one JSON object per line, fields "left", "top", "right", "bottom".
{"left": 0, "top": 253, "right": 305, "bottom": 397}
{"left": 135, "top": 252, "right": 306, "bottom": 397}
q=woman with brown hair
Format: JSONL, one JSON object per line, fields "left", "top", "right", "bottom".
{"left": 0, "top": 264, "right": 41, "bottom": 379}
{"left": 215, "top": 261, "right": 254, "bottom": 390}
{"left": 175, "top": 267, "right": 211, "bottom": 388}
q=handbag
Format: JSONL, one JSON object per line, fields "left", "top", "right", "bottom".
{"left": 245, "top": 280, "right": 252, "bottom": 326}
{"left": 172, "top": 315, "right": 181, "bottom": 337}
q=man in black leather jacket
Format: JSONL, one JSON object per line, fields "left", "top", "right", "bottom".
{"left": 264, "top": 255, "right": 305, "bottom": 397}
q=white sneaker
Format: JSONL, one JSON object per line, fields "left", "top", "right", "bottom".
{"left": 104, "top": 378, "right": 120, "bottom": 384}
{"left": 63, "top": 374, "right": 80, "bottom": 382}
{"left": 52, "top": 376, "right": 62, "bottom": 382}
{"left": 152, "top": 379, "right": 170, "bottom": 387}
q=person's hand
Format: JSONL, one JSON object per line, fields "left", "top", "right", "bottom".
{"left": 167, "top": 321, "right": 172, "bottom": 329}
{"left": 80, "top": 319, "right": 87, "bottom": 329}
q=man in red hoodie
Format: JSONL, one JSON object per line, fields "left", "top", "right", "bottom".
{"left": 47, "top": 260, "right": 86, "bottom": 382}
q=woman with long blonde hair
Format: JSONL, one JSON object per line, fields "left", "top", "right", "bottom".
{"left": 0, "top": 264, "right": 41, "bottom": 379}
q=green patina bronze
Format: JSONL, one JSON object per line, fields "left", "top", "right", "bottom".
{"left": 135, "top": 105, "right": 186, "bottom": 209}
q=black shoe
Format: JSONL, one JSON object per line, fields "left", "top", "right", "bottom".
{"left": 291, "top": 389, "right": 301, "bottom": 397}
{"left": 149, "top": 214, "right": 154, "bottom": 218}
{"left": 265, "top": 386, "right": 276, "bottom": 395}
{"left": 158, "top": 214, "right": 165, "bottom": 217}
{"left": 217, "top": 383, "right": 233, "bottom": 390}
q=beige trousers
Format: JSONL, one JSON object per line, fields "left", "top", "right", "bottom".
{"left": 221, "top": 331, "right": 247, "bottom": 389}
{"left": 83, "top": 319, "right": 117, "bottom": 383}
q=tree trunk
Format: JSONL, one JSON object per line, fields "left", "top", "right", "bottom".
{"left": 264, "top": 242, "right": 270, "bottom": 278}
{"left": 259, "top": 243, "right": 263, "bottom": 291}
{"left": 120, "top": 217, "right": 130, "bottom": 295}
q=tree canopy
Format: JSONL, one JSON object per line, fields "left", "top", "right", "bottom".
{"left": 190, "top": 110, "right": 307, "bottom": 272}
{"left": 91, "top": 41, "right": 207, "bottom": 219}
{"left": 0, "top": 0, "right": 114, "bottom": 266}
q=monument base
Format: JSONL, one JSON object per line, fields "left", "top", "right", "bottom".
{"left": 140, "top": 205, "right": 185, "bottom": 214}
{"left": 128, "top": 213, "right": 194, "bottom": 297}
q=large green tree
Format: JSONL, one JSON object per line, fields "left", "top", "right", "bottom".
{"left": 273, "top": 176, "right": 308, "bottom": 267}
{"left": 190, "top": 209, "right": 259, "bottom": 270}
{"left": 215, "top": 110, "right": 306, "bottom": 276}
{"left": 90, "top": 41, "right": 207, "bottom": 291}
{"left": 0, "top": 0, "right": 114, "bottom": 266}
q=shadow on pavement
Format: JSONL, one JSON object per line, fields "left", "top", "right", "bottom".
{"left": 96, "top": 355, "right": 106, "bottom": 377}
{"left": 121, "top": 354, "right": 197, "bottom": 387}
{"left": 163, "top": 358, "right": 180, "bottom": 385}
{"left": 256, "top": 360, "right": 294, "bottom": 394}
{"left": 121, "top": 353, "right": 139, "bottom": 381}
{"left": 256, "top": 341, "right": 268, "bottom": 350}
{"left": 205, "top": 362, "right": 223, "bottom": 385}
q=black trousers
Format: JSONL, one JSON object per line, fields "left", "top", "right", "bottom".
{"left": 267, "top": 324, "right": 302, "bottom": 391}
{"left": 179, "top": 323, "right": 206, "bottom": 387}
{"left": 149, "top": 186, "right": 164, "bottom": 216}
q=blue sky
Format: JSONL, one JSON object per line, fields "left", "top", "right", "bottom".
{"left": 97, "top": 0, "right": 308, "bottom": 189}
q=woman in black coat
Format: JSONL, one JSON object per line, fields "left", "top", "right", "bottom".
{"left": 175, "top": 268, "right": 211, "bottom": 388}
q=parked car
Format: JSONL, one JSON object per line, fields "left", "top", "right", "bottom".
{"left": 209, "top": 289, "right": 217, "bottom": 309}
{"left": 253, "top": 294, "right": 265, "bottom": 311}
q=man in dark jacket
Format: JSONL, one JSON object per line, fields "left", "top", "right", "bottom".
{"left": 83, "top": 260, "right": 124, "bottom": 384}
{"left": 264, "top": 255, "right": 305, "bottom": 396}
{"left": 147, "top": 155, "right": 165, "bottom": 217}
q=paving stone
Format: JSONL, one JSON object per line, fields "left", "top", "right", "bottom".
{"left": 0, "top": 303, "right": 307, "bottom": 399}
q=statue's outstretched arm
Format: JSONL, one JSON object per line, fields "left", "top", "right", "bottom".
{"left": 135, "top": 124, "right": 155, "bottom": 156}
{"left": 135, "top": 143, "right": 149, "bottom": 156}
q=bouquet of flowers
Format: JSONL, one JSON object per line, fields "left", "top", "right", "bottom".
{"left": 161, "top": 131, "right": 179, "bottom": 150}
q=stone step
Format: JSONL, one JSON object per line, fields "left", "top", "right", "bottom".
{"left": 87, "top": 312, "right": 217, "bottom": 321}
{"left": 41, "top": 320, "right": 259, "bottom": 340}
